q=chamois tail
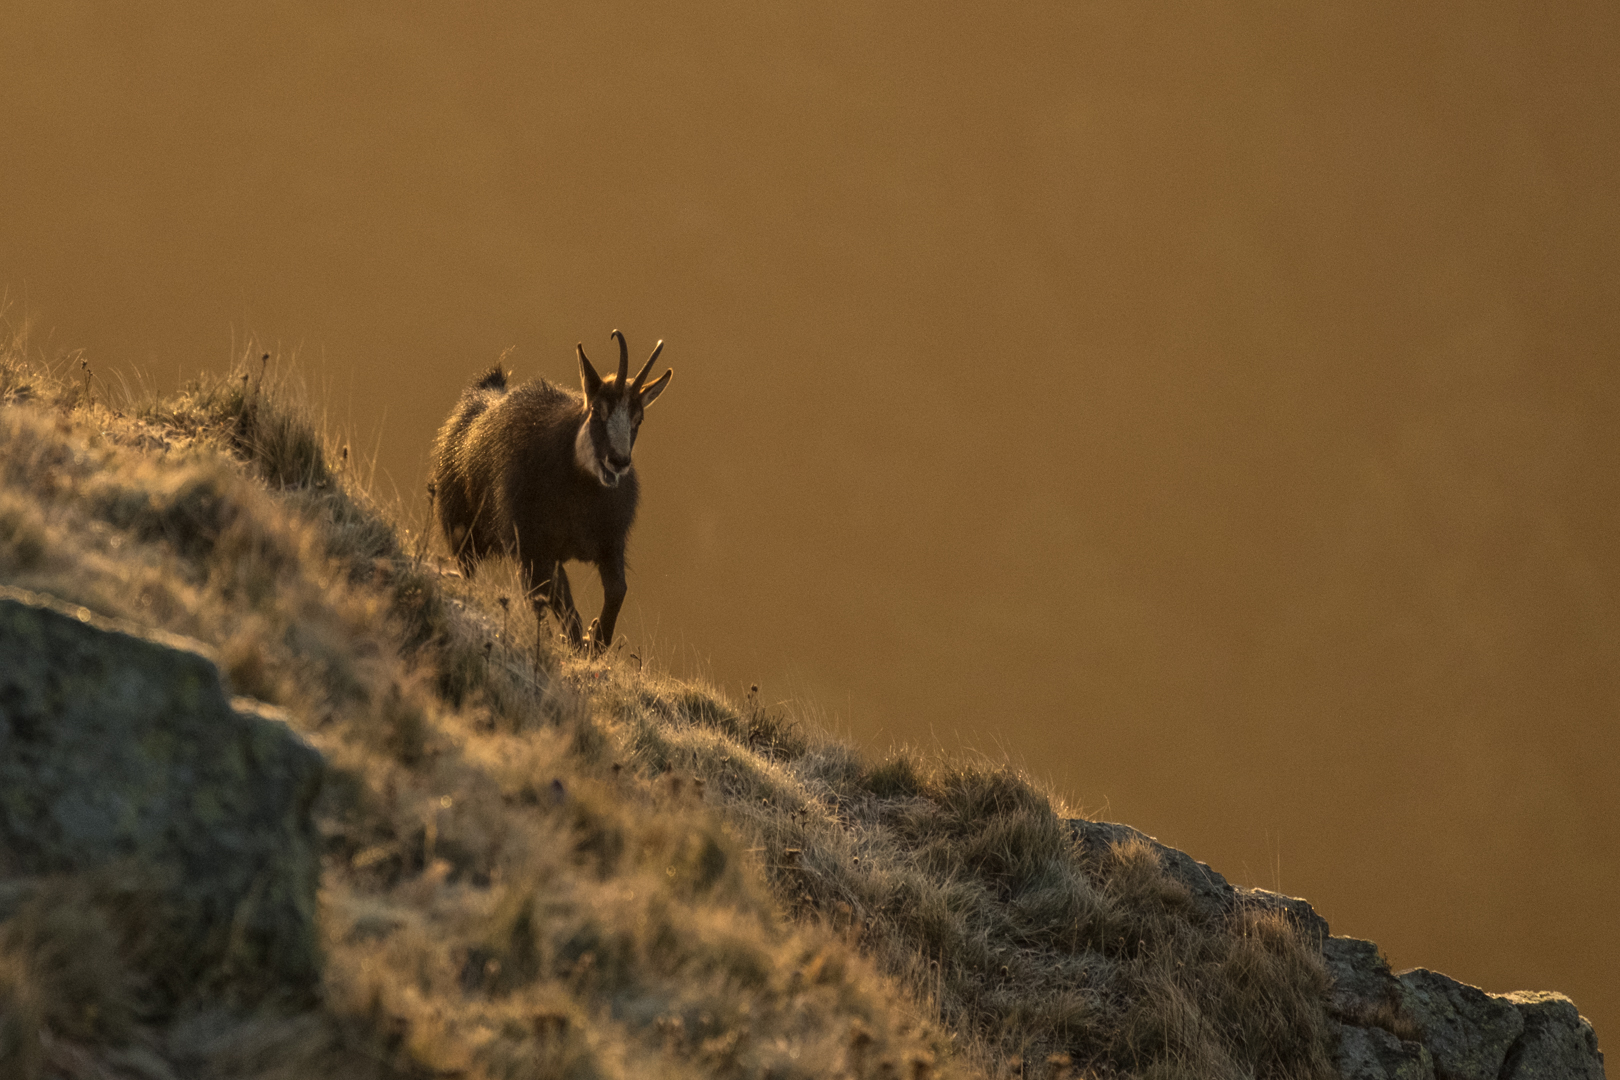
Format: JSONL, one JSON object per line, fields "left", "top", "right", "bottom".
{"left": 473, "top": 364, "right": 508, "bottom": 392}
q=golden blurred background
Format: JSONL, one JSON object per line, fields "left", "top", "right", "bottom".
{"left": 6, "top": 0, "right": 1616, "bottom": 1045}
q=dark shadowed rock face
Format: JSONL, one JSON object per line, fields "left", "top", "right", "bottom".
{"left": 1399, "top": 968, "right": 1526, "bottom": 1080}
{"left": 1500, "top": 992, "right": 1607, "bottom": 1080}
{"left": 1325, "top": 935, "right": 1403, "bottom": 1017}
{"left": 0, "top": 586, "right": 323, "bottom": 996}
{"left": 1322, "top": 945, "right": 1609, "bottom": 1080}
{"left": 1068, "top": 819, "right": 1607, "bottom": 1080}
{"left": 1335, "top": 1020, "right": 1437, "bottom": 1080}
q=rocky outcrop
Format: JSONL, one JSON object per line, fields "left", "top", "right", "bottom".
{"left": 1069, "top": 818, "right": 1329, "bottom": 941}
{"left": 1068, "top": 819, "right": 1606, "bottom": 1080}
{"left": 1399, "top": 968, "right": 1526, "bottom": 1079}
{"left": 1320, "top": 936, "right": 1432, "bottom": 1078}
{"left": 1335, "top": 1021, "right": 1437, "bottom": 1080}
{"left": 1501, "top": 992, "right": 1608, "bottom": 1080}
{"left": 0, "top": 586, "right": 323, "bottom": 998}
{"left": 1324, "top": 934, "right": 1404, "bottom": 1016}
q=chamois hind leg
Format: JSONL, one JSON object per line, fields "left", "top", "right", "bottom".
{"left": 527, "top": 557, "right": 585, "bottom": 647}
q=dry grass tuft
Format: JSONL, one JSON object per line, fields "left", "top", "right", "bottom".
{"left": 0, "top": 326, "right": 1339, "bottom": 1078}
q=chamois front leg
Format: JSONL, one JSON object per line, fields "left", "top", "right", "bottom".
{"left": 592, "top": 555, "right": 628, "bottom": 655}
{"left": 529, "top": 557, "right": 585, "bottom": 647}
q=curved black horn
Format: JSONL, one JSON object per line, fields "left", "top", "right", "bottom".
{"left": 611, "top": 329, "right": 629, "bottom": 387}
{"left": 632, "top": 340, "right": 664, "bottom": 393}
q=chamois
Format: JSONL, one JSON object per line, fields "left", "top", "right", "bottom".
{"left": 432, "top": 330, "right": 673, "bottom": 652}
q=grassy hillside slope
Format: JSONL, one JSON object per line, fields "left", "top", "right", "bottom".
{"left": 0, "top": 328, "right": 1334, "bottom": 1080}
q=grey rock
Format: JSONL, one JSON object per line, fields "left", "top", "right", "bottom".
{"left": 1500, "top": 991, "right": 1605, "bottom": 1080}
{"left": 0, "top": 586, "right": 323, "bottom": 995}
{"left": 1326, "top": 936, "right": 1403, "bottom": 1018}
{"left": 1062, "top": 819, "right": 1607, "bottom": 1080}
{"left": 1398, "top": 968, "right": 1524, "bottom": 1080}
{"left": 1067, "top": 819, "right": 1328, "bottom": 940}
{"left": 103, "top": 1044, "right": 184, "bottom": 1080}
{"left": 1242, "top": 886, "right": 1330, "bottom": 945}
{"left": 1335, "top": 1019, "right": 1436, "bottom": 1080}
{"left": 1069, "top": 819, "right": 1238, "bottom": 919}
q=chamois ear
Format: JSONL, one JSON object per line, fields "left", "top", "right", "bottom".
{"left": 639, "top": 368, "right": 673, "bottom": 407}
{"left": 577, "top": 343, "right": 603, "bottom": 400}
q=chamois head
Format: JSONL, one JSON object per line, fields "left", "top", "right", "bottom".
{"left": 573, "top": 330, "right": 673, "bottom": 488}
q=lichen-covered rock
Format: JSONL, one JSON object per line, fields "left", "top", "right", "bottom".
{"left": 1500, "top": 991, "right": 1605, "bottom": 1080}
{"left": 1335, "top": 1020, "right": 1436, "bottom": 1080}
{"left": 1326, "top": 936, "right": 1403, "bottom": 1018}
{"left": 0, "top": 586, "right": 322, "bottom": 996}
{"left": 1067, "top": 822, "right": 1607, "bottom": 1080}
{"left": 1068, "top": 819, "right": 1328, "bottom": 940}
{"left": 1398, "top": 968, "right": 1524, "bottom": 1080}
{"left": 1243, "top": 886, "right": 1330, "bottom": 945}
{"left": 1071, "top": 819, "right": 1238, "bottom": 920}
